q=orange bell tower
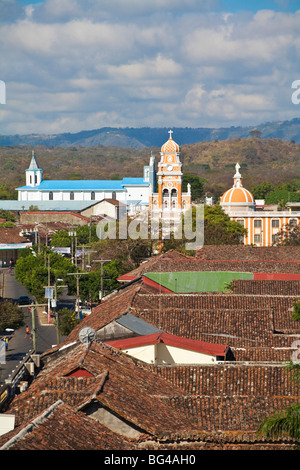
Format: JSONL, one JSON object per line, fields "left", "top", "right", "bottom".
{"left": 149, "top": 130, "right": 191, "bottom": 220}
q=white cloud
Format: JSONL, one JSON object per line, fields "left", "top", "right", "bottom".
{"left": 0, "top": 3, "right": 299, "bottom": 134}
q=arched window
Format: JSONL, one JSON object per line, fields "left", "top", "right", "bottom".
{"left": 70, "top": 192, "right": 74, "bottom": 200}
{"left": 49, "top": 192, "right": 53, "bottom": 201}
{"left": 91, "top": 191, "right": 95, "bottom": 200}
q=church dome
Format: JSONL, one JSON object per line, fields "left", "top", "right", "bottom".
{"left": 220, "top": 163, "right": 255, "bottom": 210}
{"left": 161, "top": 130, "right": 179, "bottom": 153}
{"left": 220, "top": 186, "right": 254, "bottom": 204}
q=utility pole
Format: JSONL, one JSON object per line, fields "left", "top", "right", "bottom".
{"left": 53, "top": 280, "right": 68, "bottom": 345}
{"left": 67, "top": 270, "right": 90, "bottom": 316}
{"left": 47, "top": 254, "right": 51, "bottom": 323}
{"left": 77, "top": 244, "right": 97, "bottom": 271}
{"left": 43, "top": 280, "right": 67, "bottom": 344}
{"left": 31, "top": 303, "right": 36, "bottom": 351}
{"left": 19, "top": 302, "right": 48, "bottom": 351}
{"left": 93, "top": 258, "right": 111, "bottom": 301}
{"left": 69, "top": 230, "right": 78, "bottom": 266}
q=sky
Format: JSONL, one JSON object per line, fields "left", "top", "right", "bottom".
{"left": 0, "top": 0, "right": 300, "bottom": 135}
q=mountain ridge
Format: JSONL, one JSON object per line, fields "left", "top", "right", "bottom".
{"left": 1, "top": 118, "right": 300, "bottom": 148}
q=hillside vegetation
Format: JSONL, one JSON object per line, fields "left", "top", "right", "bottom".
{"left": 0, "top": 137, "right": 299, "bottom": 199}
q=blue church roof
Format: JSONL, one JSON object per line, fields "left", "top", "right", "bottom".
{"left": 121, "top": 178, "right": 148, "bottom": 185}
{"left": 16, "top": 177, "right": 148, "bottom": 191}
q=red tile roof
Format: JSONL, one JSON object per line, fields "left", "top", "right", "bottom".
{"left": 0, "top": 401, "right": 136, "bottom": 450}
{"left": 106, "top": 332, "right": 227, "bottom": 357}
{"left": 3, "top": 341, "right": 199, "bottom": 444}
{"left": 117, "top": 250, "right": 199, "bottom": 281}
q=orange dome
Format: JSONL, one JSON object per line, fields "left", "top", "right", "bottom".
{"left": 220, "top": 163, "right": 255, "bottom": 210}
{"left": 220, "top": 186, "right": 254, "bottom": 204}
{"left": 161, "top": 130, "right": 179, "bottom": 153}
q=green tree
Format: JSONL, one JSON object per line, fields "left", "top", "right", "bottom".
{"left": 258, "top": 404, "right": 300, "bottom": 444}
{"left": 50, "top": 225, "right": 99, "bottom": 248}
{"left": 0, "top": 209, "right": 16, "bottom": 222}
{"left": 182, "top": 174, "right": 205, "bottom": 201}
{"left": 15, "top": 247, "right": 77, "bottom": 301}
{"left": 251, "top": 182, "right": 274, "bottom": 199}
{"left": 291, "top": 299, "right": 300, "bottom": 322}
{"left": 56, "top": 307, "right": 81, "bottom": 337}
{"left": 265, "top": 188, "right": 300, "bottom": 206}
{"left": 0, "top": 300, "right": 24, "bottom": 330}
{"left": 161, "top": 205, "right": 246, "bottom": 252}
{"left": 50, "top": 231, "right": 71, "bottom": 247}
{"left": 202, "top": 205, "right": 246, "bottom": 245}
{"left": 0, "top": 185, "right": 18, "bottom": 200}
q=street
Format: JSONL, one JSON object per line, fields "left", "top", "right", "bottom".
{"left": 0, "top": 269, "right": 66, "bottom": 385}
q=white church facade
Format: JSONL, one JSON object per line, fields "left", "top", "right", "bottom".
{"left": 16, "top": 151, "right": 155, "bottom": 213}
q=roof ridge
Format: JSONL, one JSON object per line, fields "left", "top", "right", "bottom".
{"left": 0, "top": 400, "right": 64, "bottom": 450}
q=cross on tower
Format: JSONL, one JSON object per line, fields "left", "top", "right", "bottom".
{"left": 168, "top": 129, "right": 173, "bottom": 139}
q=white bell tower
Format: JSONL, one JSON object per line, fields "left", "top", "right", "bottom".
{"left": 26, "top": 151, "right": 43, "bottom": 187}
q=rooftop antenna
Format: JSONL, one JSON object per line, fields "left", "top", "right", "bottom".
{"left": 78, "top": 326, "right": 95, "bottom": 348}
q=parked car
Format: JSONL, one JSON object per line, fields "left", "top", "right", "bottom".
{"left": 17, "top": 296, "right": 32, "bottom": 305}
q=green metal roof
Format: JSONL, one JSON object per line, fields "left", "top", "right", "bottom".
{"left": 144, "top": 271, "right": 254, "bottom": 293}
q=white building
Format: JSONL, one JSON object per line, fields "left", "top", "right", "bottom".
{"left": 16, "top": 151, "right": 155, "bottom": 211}
{"left": 106, "top": 332, "right": 229, "bottom": 365}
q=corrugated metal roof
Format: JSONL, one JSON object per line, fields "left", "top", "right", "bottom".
{"left": 116, "top": 312, "right": 161, "bottom": 336}
{"left": 0, "top": 199, "right": 144, "bottom": 211}
{"left": 0, "top": 200, "right": 100, "bottom": 211}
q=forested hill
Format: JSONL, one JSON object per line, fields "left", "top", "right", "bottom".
{"left": 1, "top": 118, "right": 300, "bottom": 148}
{"left": 1, "top": 137, "right": 299, "bottom": 199}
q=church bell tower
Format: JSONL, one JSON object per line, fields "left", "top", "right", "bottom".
{"left": 149, "top": 130, "right": 191, "bottom": 219}
{"left": 26, "top": 151, "right": 43, "bottom": 187}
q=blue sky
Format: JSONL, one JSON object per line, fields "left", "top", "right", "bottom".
{"left": 1, "top": 0, "right": 300, "bottom": 135}
{"left": 15, "top": 0, "right": 300, "bottom": 12}
{"left": 221, "top": 0, "right": 300, "bottom": 12}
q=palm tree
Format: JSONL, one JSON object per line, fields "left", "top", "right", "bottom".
{"left": 258, "top": 403, "right": 300, "bottom": 442}
{"left": 258, "top": 362, "right": 300, "bottom": 446}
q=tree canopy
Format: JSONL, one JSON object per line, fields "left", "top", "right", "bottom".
{"left": 161, "top": 204, "right": 246, "bottom": 253}
{"left": 0, "top": 300, "right": 24, "bottom": 331}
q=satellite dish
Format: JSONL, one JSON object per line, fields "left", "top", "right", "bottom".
{"left": 79, "top": 326, "right": 95, "bottom": 346}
